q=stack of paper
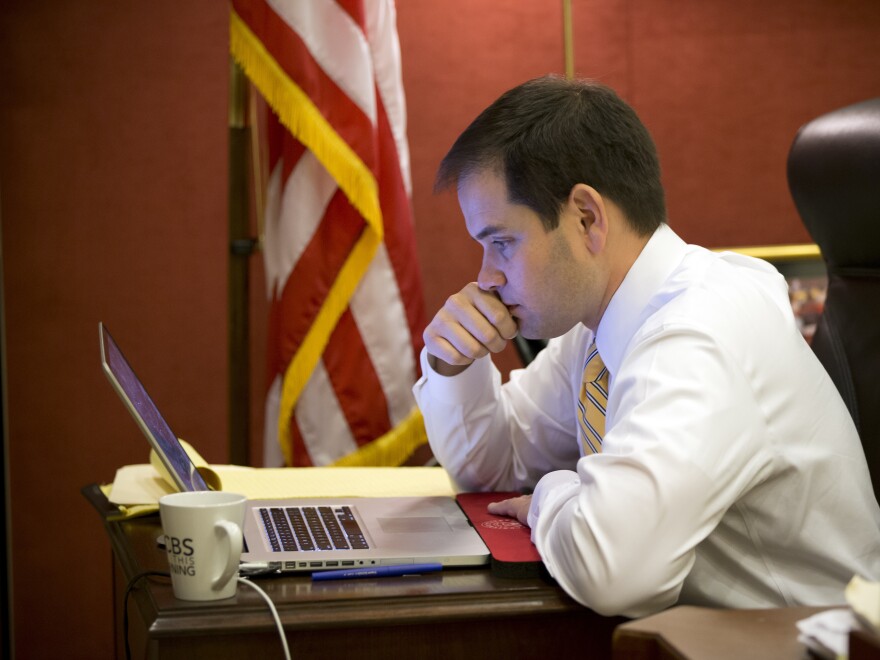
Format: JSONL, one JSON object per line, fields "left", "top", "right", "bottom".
{"left": 102, "top": 441, "right": 458, "bottom": 520}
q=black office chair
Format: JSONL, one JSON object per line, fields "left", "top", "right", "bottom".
{"left": 513, "top": 335, "right": 548, "bottom": 366}
{"left": 787, "top": 97, "right": 880, "bottom": 504}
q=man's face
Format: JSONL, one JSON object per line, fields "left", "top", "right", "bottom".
{"left": 458, "top": 169, "right": 599, "bottom": 339}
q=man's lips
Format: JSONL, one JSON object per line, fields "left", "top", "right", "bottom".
{"left": 505, "top": 305, "right": 522, "bottom": 334}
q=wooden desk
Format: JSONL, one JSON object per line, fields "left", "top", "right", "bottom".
{"left": 92, "top": 486, "right": 877, "bottom": 659}
{"left": 100, "top": 507, "right": 623, "bottom": 659}
{"left": 612, "top": 604, "right": 829, "bottom": 660}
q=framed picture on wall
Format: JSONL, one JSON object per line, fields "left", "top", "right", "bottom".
{"left": 719, "top": 244, "right": 826, "bottom": 344}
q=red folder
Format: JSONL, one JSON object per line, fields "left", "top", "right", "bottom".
{"left": 456, "top": 492, "right": 545, "bottom": 578}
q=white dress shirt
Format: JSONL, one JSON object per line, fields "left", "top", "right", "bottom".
{"left": 414, "top": 224, "right": 880, "bottom": 617}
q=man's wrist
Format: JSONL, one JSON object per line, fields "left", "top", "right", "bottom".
{"left": 427, "top": 353, "right": 472, "bottom": 377}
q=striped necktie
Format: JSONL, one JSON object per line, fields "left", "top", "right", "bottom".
{"left": 577, "top": 343, "right": 608, "bottom": 456}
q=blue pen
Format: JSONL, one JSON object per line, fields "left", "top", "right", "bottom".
{"left": 312, "top": 562, "right": 443, "bottom": 582}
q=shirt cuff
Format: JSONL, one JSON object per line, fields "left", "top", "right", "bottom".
{"left": 527, "top": 469, "right": 580, "bottom": 533}
{"left": 528, "top": 470, "right": 581, "bottom": 532}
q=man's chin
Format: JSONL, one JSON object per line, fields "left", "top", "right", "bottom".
{"left": 517, "top": 325, "right": 549, "bottom": 341}
{"left": 518, "top": 321, "right": 573, "bottom": 341}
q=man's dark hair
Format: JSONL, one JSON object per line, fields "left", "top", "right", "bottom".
{"left": 435, "top": 75, "right": 666, "bottom": 235}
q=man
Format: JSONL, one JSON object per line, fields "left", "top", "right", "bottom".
{"left": 413, "top": 76, "right": 880, "bottom": 617}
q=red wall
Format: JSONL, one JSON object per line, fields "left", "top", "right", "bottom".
{"left": 0, "top": 2, "right": 229, "bottom": 657}
{"left": 1, "top": 1, "right": 879, "bottom": 657}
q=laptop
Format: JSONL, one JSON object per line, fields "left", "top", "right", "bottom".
{"left": 99, "top": 322, "right": 489, "bottom": 573}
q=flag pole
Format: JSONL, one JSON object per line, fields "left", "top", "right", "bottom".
{"left": 563, "top": 0, "right": 574, "bottom": 79}
{"left": 228, "top": 58, "right": 254, "bottom": 465}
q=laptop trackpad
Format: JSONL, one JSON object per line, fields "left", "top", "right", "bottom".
{"left": 378, "top": 517, "right": 452, "bottom": 533}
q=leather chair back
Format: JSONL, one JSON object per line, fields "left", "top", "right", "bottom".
{"left": 787, "top": 97, "right": 880, "bottom": 504}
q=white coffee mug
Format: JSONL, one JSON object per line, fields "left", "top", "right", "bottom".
{"left": 158, "top": 491, "right": 247, "bottom": 601}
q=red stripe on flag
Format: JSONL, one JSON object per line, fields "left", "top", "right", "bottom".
{"left": 324, "top": 308, "right": 392, "bottom": 445}
{"left": 266, "top": 110, "right": 285, "bottom": 172}
{"left": 280, "top": 131, "right": 306, "bottom": 185}
{"left": 337, "top": 0, "right": 366, "bottom": 30}
{"left": 267, "top": 115, "right": 306, "bottom": 192}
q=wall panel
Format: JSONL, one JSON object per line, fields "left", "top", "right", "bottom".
{"left": 0, "top": 2, "right": 228, "bottom": 656}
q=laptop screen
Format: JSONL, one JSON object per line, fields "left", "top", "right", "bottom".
{"left": 99, "top": 323, "right": 208, "bottom": 492}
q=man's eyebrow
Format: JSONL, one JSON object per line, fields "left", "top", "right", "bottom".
{"left": 473, "top": 224, "right": 505, "bottom": 241}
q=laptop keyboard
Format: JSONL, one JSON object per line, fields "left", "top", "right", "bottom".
{"left": 258, "top": 505, "right": 369, "bottom": 553}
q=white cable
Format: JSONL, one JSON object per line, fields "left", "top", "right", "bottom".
{"left": 237, "top": 577, "right": 292, "bottom": 660}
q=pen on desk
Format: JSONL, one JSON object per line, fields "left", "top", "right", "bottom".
{"left": 312, "top": 562, "right": 443, "bottom": 582}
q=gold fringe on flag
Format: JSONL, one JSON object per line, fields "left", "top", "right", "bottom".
{"left": 331, "top": 407, "right": 428, "bottom": 467}
{"left": 230, "top": 9, "right": 419, "bottom": 467}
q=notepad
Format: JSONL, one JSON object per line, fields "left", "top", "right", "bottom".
{"left": 105, "top": 440, "right": 459, "bottom": 519}
{"left": 108, "top": 463, "right": 459, "bottom": 504}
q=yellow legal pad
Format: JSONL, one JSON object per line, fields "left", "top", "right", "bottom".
{"left": 103, "top": 463, "right": 458, "bottom": 521}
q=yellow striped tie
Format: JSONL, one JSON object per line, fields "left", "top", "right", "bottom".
{"left": 577, "top": 343, "right": 608, "bottom": 455}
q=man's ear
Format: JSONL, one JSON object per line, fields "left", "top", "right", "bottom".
{"left": 568, "top": 183, "right": 608, "bottom": 255}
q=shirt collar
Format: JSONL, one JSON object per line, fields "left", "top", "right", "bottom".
{"left": 595, "top": 223, "right": 688, "bottom": 376}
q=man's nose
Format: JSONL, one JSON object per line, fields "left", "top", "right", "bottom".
{"left": 477, "top": 255, "right": 505, "bottom": 292}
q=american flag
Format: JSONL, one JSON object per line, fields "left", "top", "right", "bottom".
{"left": 230, "top": 0, "right": 426, "bottom": 466}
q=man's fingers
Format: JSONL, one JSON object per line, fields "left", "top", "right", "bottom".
{"left": 424, "top": 332, "right": 484, "bottom": 366}
{"left": 423, "top": 281, "right": 520, "bottom": 376}
{"left": 452, "top": 285, "right": 516, "bottom": 352}
{"left": 443, "top": 303, "right": 504, "bottom": 355}
{"left": 469, "top": 295, "right": 518, "bottom": 345}
{"left": 487, "top": 495, "right": 532, "bottom": 527}
{"left": 423, "top": 307, "right": 493, "bottom": 365}
{"left": 424, "top": 285, "right": 516, "bottom": 367}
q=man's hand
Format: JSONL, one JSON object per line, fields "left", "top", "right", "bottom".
{"left": 487, "top": 494, "right": 532, "bottom": 527}
{"left": 423, "top": 282, "right": 518, "bottom": 376}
